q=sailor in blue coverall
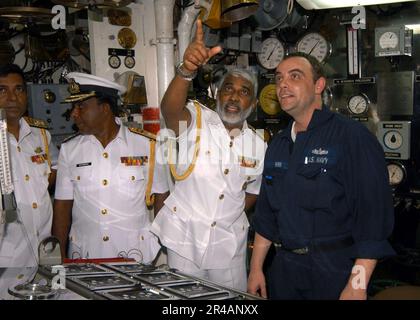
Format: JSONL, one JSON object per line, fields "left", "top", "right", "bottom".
{"left": 247, "top": 53, "right": 395, "bottom": 300}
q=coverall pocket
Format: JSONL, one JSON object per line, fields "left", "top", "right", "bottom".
{"left": 296, "top": 164, "right": 332, "bottom": 210}
{"left": 264, "top": 168, "right": 287, "bottom": 210}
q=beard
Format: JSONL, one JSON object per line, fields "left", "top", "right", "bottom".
{"left": 216, "top": 100, "right": 253, "bottom": 126}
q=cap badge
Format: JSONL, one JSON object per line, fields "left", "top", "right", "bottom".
{"left": 68, "top": 79, "right": 81, "bottom": 94}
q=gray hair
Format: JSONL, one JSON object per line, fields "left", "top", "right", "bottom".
{"left": 218, "top": 68, "right": 258, "bottom": 100}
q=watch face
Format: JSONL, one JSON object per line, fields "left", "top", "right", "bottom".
{"left": 379, "top": 31, "right": 398, "bottom": 49}
{"left": 257, "top": 38, "right": 285, "bottom": 70}
{"left": 297, "top": 32, "right": 331, "bottom": 63}
{"left": 108, "top": 55, "right": 121, "bottom": 69}
{"left": 124, "top": 56, "right": 135, "bottom": 69}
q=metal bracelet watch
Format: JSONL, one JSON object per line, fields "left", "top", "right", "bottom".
{"left": 176, "top": 62, "right": 197, "bottom": 81}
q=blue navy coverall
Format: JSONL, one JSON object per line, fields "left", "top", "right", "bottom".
{"left": 252, "top": 107, "right": 395, "bottom": 299}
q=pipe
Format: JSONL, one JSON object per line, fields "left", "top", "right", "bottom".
{"left": 154, "top": 0, "right": 176, "bottom": 103}
{"left": 177, "top": 5, "right": 201, "bottom": 64}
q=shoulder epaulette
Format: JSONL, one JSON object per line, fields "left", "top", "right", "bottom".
{"left": 248, "top": 124, "right": 265, "bottom": 141}
{"left": 128, "top": 127, "right": 156, "bottom": 140}
{"left": 61, "top": 133, "right": 80, "bottom": 144}
{"left": 24, "top": 117, "right": 48, "bottom": 129}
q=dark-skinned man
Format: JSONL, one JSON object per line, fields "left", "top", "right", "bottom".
{"left": 52, "top": 73, "right": 168, "bottom": 263}
{"left": 150, "top": 20, "right": 266, "bottom": 291}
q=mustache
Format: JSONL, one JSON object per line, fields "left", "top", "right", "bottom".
{"left": 223, "top": 101, "right": 240, "bottom": 109}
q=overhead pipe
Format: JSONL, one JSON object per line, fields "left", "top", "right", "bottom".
{"left": 154, "top": 0, "right": 176, "bottom": 103}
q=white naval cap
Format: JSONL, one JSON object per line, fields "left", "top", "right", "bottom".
{"left": 63, "top": 72, "right": 127, "bottom": 103}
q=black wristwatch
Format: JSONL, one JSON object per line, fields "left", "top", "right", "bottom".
{"left": 176, "top": 62, "right": 197, "bottom": 81}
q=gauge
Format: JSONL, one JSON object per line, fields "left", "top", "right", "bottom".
{"left": 108, "top": 55, "right": 121, "bottom": 69}
{"left": 347, "top": 93, "right": 369, "bottom": 115}
{"left": 259, "top": 84, "right": 281, "bottom": 116}
{"left": 296, "top": 32, "right": 331, "bottom": 63}
{"left": 118, "top": 27, "right": 137, "bottom": 49}
{"left": 124, "top": 56, "right": 135, "bottom": 69}
{"left": 387, "top": 162, "right": 406, "bottom": 186}
{"left": 383, "top": 130, "right": 403, "bottom": 150}
{"left": 379, "top": 31, "right": 399, "bottom": 49}
{"left": 257, "top": 37, "right": 285, "bottom": 70}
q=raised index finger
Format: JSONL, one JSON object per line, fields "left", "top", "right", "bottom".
{"left": 194, "top": 19, "right": 204, "bottom": 43}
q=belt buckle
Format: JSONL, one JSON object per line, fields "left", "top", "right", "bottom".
{"left": 292, "top": 247, "right": 309, "bottom": 255}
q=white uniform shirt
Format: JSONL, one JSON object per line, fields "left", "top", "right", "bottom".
{"left": 151, "top": 101, "right": 266, "bottom": 268}
{"left": 55, "top": 120, "right": 167, "bottom": 263}
{"left": 0, "top": 118, "right": 57, "bottom": 268}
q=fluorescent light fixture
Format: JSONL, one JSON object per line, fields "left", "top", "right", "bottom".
{"left": 296, "top": 0, "right": 417, "bottom": 10}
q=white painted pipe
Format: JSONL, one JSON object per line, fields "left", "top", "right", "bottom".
{"left": 155, "top": 0, "right": 176, "bottom": 103}
{"left": 177, "top": 5, "right": 201, "bottom": 64}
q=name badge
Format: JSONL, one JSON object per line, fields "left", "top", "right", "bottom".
{"left": 120, "top": 156, "right": 148, "bottom": 166}
{"left": 76, "top": 162, "right": 92, "bottom": 167}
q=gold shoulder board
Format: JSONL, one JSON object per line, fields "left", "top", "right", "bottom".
{"left": 128, "top": 127, "right": 156, "bottom": 141}
{"left": 24, "top": 117, "right": 48, "bottom": 129}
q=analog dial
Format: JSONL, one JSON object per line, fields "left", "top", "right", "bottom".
{"left": 259, "top": 84, "right": 281, "bottom": 115}
{"left": 124, "top": 56, "right": 135, "bottom": 69}
{"left": 379, "top": 31, "right": 398, "bottom": 49}
{"left": 108, "top": 55, "right": 121, "bottom": 69}
{"left": 348, "top": 94, "right": 369, "bottom": 115}
{"left": 257, "top": 37, "right": 285, "bottom": 70}
{"left": 383, "top": 130, "right": 403, "bottom": 150}
{"left": 297, "top": 32, "right": 331, "bottom": 63}
{"left": 387, "top": 162, "right": 406, "bottom": 186}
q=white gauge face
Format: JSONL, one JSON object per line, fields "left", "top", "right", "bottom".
{"left": 379, "top": 31, "right": 398, "bottom": 49}
{"left": 108, "top": 55, "right": 121, "bottom": 69}
{"left": 297, "top": 32, "right": 330, "bottom": 63}
{"left": 348, "top": 94, "right": 369, "bottom": 115}
{"left": 387, "top": 163, "right": 405, "bottom": 186}
{"left": 124, "top": 56, "right": 135, "bottom": 69}
{"left": 257, "top": 37, "right": 285, "bottom": 70}
{"left": 383, "top": 130, "right": 403, "bottom": 150}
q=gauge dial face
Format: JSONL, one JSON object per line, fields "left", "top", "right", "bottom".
{"left": 297, "top": 32, "right": 331, "bottom": 63}
{"left": 383, "top": 130, "right": 403, "bottom": 150}
{"left": 257, "top": 38, "right": 285, "bottom": 70}
{"left": 348, "top": 94, "right": 369, "bottom": 115}
{"left": 124, "top": 56, "right": 135, "bottom": 69}
{"left": 259, "top": 84, "right": 281, "bottom": 115}
{"left": 379, "top": 31, "right": 398, "bottom": 49}
{"left": 118, "top": 27, "right": 137, "bottom": 49}
{"left": 387, "top": 162, "right": 405, "bottom": 186}
{"left": 108, "top": 55, "right": 121, "bottom": 69}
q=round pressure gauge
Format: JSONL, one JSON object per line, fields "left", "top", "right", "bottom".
{"left": 108, "top": 55, "right": 121, "bottom": 69}
{"left": 124, "top": 56, "right": 135, "bottom": 69}
{"left": 117, "top": 27, "right": 137, "bottom": 49}
{"left": 257, "top": 37, "right": 285, "bottom": 70}
{"left": 387, "top": 162, "right": 406, "bottom": 186}
{"left": 383, "top": 130, "right": 403, "bottom": 150}
{"left": 296, "top": 32, "right": 331, "bottom": 63}
{"left": 347, "top": 94, "right": 369, "bottom": 115}
{"left": 379, "top": 31, "right": 399, "bottom": 49}
{"left": 259, "top": 84, "right": 281, "bottom": 115}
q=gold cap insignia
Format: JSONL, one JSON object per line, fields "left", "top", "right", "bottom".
{"left": 68, "top": 79, "right": 81, "bottom": 94}
{"left": 34, "top": 147, "right": 43, "bottom": 154}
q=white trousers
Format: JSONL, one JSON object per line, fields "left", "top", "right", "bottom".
{"left": 167, "top": 249, "right": 247, "bottom": 292}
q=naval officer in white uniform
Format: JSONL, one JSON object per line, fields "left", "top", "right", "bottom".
{"left": 0, "top": 64, "right": 58, "bottom": 299}
{"left": 150, "top": 20, "right": 266, "bottom": 291}
{"left": 52, "top": 73, "right": 169, "bottom": 263}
